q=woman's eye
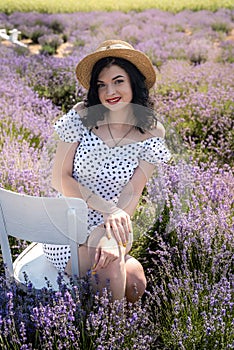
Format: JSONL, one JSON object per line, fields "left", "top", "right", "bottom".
{"left": 97, "top": 83, "right": 105, "bottom": 89}
{"left": 115, "top": 79, "right": 124, "bottom": 85}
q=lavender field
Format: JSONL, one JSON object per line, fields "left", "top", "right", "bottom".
{"left": 0, "top": 9, "right": 234, "bottom": 349}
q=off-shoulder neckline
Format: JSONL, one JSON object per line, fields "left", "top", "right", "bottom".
{"left": 70, "top": 108, "right": 165, "bottom": 149}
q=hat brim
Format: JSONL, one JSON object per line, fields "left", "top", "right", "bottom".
{"left": 76, "top": 48, "right": 156, "bottom": 90}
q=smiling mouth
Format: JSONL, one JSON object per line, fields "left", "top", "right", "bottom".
{"left": 106, "top": 97, "right": 121, "bottom": 105}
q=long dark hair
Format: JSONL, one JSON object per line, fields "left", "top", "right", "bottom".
{"left": 82, "top": 57, "right": 157, "bottom": 132}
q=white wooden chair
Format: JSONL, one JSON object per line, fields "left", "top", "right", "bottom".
{"left": 0, "top": 29, "right": 10, "bottom": 40}
{"left": 0, "top": 28, "right": 27, "bottom": 47}
{"left": 0, "top": 187, "right": 88, "bottom": 290}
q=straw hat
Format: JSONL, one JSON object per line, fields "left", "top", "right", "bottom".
{"left": 76, "top": 40, "right": 156, "bottom": 90}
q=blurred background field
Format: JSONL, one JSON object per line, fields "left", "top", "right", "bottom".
{"left": 0, "top": 1, "right": 234, "bottom": 349}
{"left": 1, "top": 0, "right": 234, "bottom": 13}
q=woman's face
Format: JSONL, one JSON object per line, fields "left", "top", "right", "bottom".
{"left": 97, "top": 64, "right": 133, "bottom": 110}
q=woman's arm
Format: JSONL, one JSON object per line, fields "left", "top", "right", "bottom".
{"left": 116, "top": 159, "right": 155, "bottom": 216}
{"left": 52, "top": 141, "right": 117, "bottom": 212}
{"left": 51, "top": 140, "right": 132, "bottom": 243}
{"left": 116, "top": 122, "right": 165, "bottom": 216}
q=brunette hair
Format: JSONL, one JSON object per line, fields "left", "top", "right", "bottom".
{"left": 82, "top": 57, "right": 157, "bottom": 132}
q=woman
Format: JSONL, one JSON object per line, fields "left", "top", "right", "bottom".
{"left": 43, "top": 40, "right": 171, "bottom": 302}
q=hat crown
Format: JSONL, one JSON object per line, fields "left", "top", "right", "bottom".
{"left": 96, "top": 40, "right": 134, "bottom": 52}
{"left": 76, "top": 39, "right": 156, "bottom": 89}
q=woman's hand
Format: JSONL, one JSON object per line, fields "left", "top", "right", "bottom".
{"left": 103, "top": 207, "right": 132, "bottom": 247}
{"left": 92, "top": 235, "right": 121, "bottom": 272}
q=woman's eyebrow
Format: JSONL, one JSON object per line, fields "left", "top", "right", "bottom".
{"left": 112, "top": 75, "right": 125, "bottom": 80}
{"left": 97, "top": 75, "right": 125, "bottom": 83}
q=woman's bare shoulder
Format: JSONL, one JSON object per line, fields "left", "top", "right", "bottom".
{"left": 149, "top": 120, "right": 165, "bottom": 138}
{"left": 73, "top": 101, "right": 85, "bottom": 113}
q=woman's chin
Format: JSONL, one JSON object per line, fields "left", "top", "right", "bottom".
{"left": 104, "top": 101, "right": 129, "bottom": 112}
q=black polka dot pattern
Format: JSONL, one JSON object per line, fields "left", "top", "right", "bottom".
{"left": 43, "top": 109, "right": 171, "bottom": 271}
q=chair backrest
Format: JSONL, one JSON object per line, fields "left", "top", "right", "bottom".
{"left": 0, "top": 187, "right": 88, "bottom": 278}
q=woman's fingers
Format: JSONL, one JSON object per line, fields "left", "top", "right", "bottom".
{"left": 105, "top": 220, "right": 122, "bottom": 245}
{"left": 93, "top": 247, "right": 119, "bottom": 271}
{"left": 117, "top": 220, "right": 128, "bottom": 246}
{"left": 121, "top": 216, "right": 133, "bottom": 243}
{"left": 94, "top": 250, "right": 106, "bottom": 271}
{"left": 104, "top": 212, "right": 132, "bottom": 246}
{"left": 94, "top": 247, "right": 101, "bottom": 268}
{"left": 104, "top": 222, "right": 112, "bottom": 240}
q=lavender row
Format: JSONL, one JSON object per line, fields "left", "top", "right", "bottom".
{"left": 0, "top": 47, "right": 59, "bottom": 195}
{"left": 0, "top": 9, "right": 233, "bottom": 170}
{"left": 155, "top": 61, "right": 234, "bottom": 164}
{"left": 0, "top": 9, "right": 233, "bottom": 64}
{"left": 0, "top": 159, "right": 233, "bottom": 348}
{"left": 133, "top": 158, "right": 234, "bottom": 348}
{"left": 1, "top": 53, "right": 233, "bottom": 196}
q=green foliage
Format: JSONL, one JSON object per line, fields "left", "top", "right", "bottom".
{"left": 131, "top": 190, "right": 233, "bottom": 349}
{"left": 73, "top": 39, "right": 86, "bottom": 47}
{"left": 33, "top": 70, "right": 81, "bottom": 112}
{"left": 13, "top": 45, "right": 29, "bottom": 56}
{"left": 40, "top": 44, "right": 56, "bottom": 55}
{"left": 155, "top": 63, "right": 234, "bottom": 166}
{"left": 31, "top": 29, "right": 47, "bottom": 44}
{"left": 38, "top": 35, "right": 63, "bottom": 54}
{"left": 0, "top": 120, "right": 42, "bottom": 149}
{"left": 49, "top": 19, "right": 65, "bottom": 34}
{"left": 34, "top": 83, "right": 76, "bottom": 112}
{"left": 211, "top": 21, "right": 232, "bottom": 34}
{"left": 217, "top": 41, "right": 234, "bottom": 63}
{"left": 131, "top": 204, "right": 172, "bottom": 275}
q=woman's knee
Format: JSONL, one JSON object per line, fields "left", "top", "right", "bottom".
{"left": 126, "top": 275, "right": 147, "bottom": 302}
{"left": 125, "top": 256, "right": 147, "bottom": 302}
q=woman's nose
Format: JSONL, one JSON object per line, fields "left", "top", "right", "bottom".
{"left": 106, "top": 83, "right": 115, "bottom": 95}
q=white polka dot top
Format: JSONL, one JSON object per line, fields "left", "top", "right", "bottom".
{"left": 43, "top": 109, "right": 171, "bottom": 271}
